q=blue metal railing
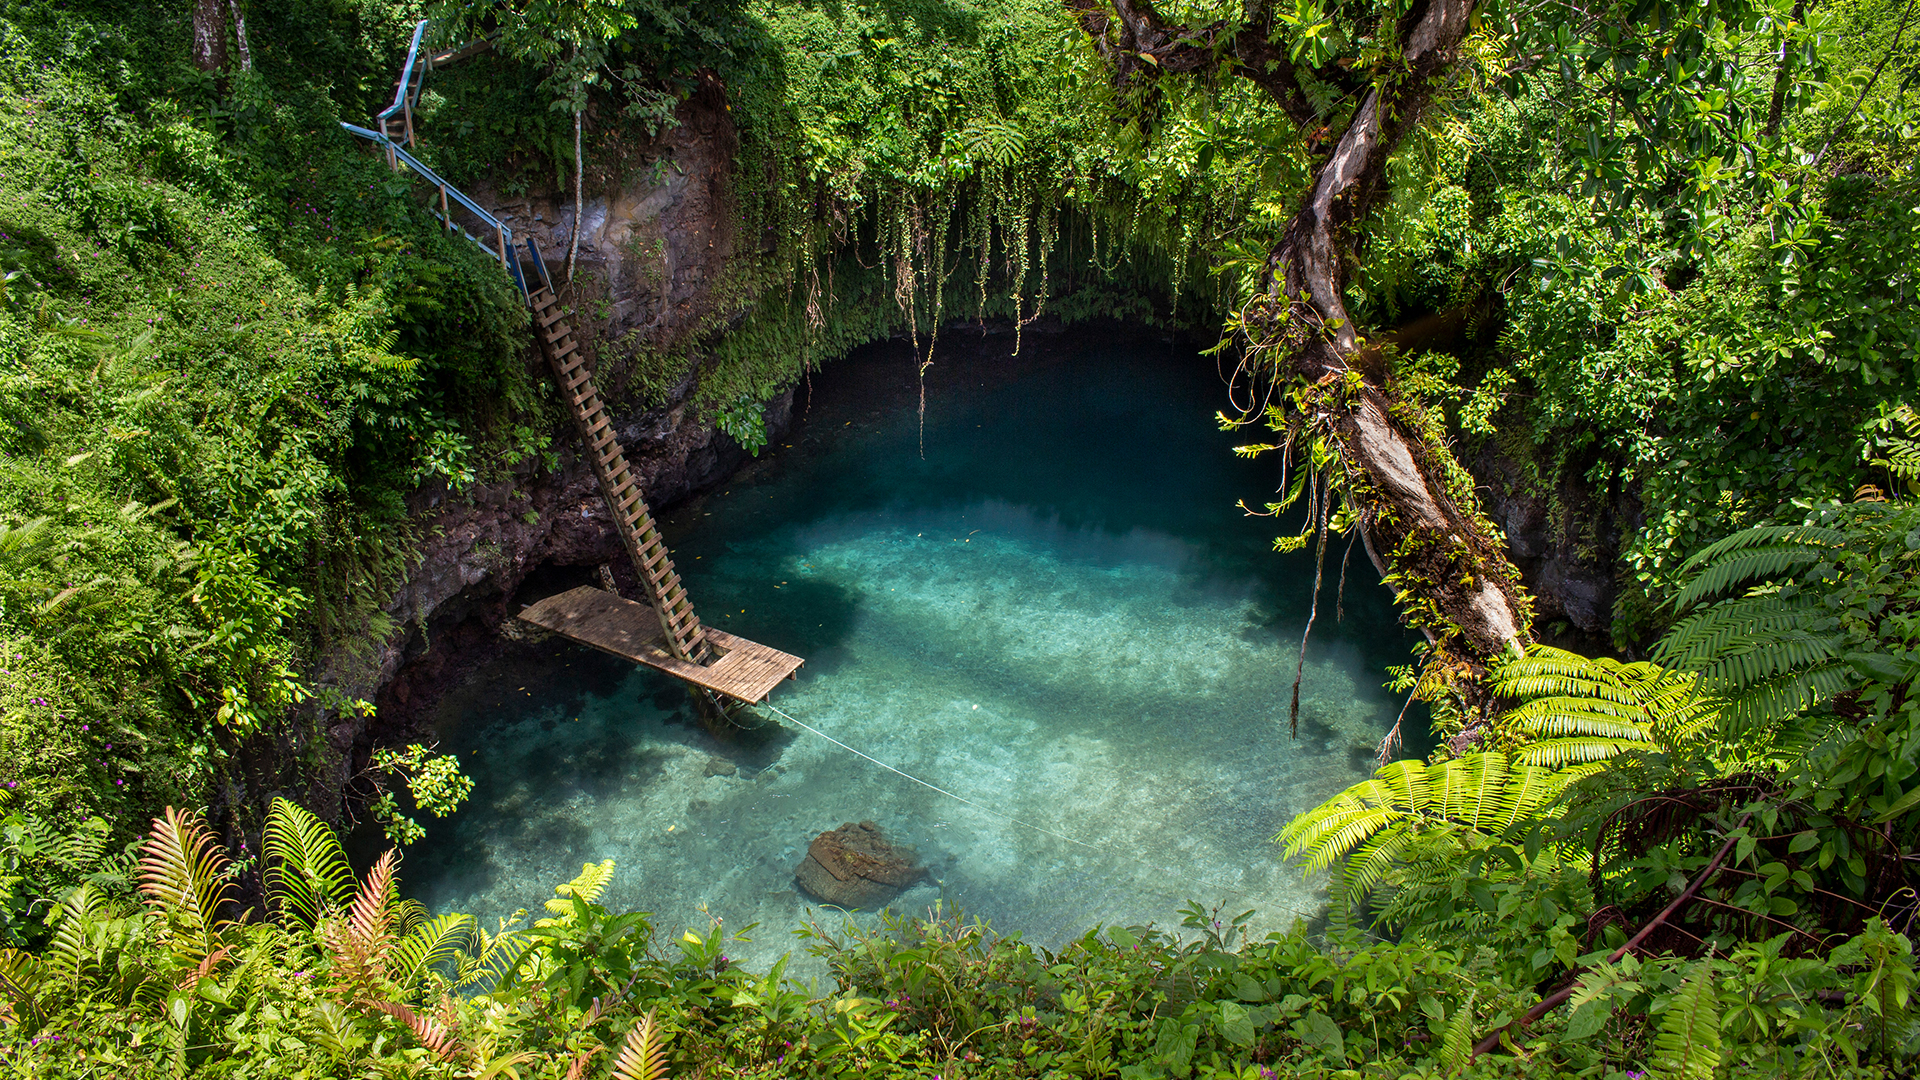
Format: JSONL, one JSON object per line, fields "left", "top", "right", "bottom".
{"left": 376, "top": 20, "right": 429, "bottom": 145}
{"left": 340, "top": 20, "right": 549, "bottom": 303}
{"left": 339, "top": 121, "right": 529, "bottom": 299}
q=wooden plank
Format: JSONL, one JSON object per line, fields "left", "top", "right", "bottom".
{"left": 518, "top": 585, "right": 665, "bottom": 653}
{"left": 517, "top": 587, "right": 801, "bottom": 703}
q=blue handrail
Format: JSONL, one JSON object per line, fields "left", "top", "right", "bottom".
{"left": 339, "top": 120, "right": 530, "bottom": 300}
{"left": 377, "top": 20, "right": 429, "bottom": 130}
{"left": 340, "top": 19, "right": 552, "bottom": 303}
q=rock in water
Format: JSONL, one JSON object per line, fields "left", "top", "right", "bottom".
{"left": 794, "top": 821, "right": 925, "bottom": 908}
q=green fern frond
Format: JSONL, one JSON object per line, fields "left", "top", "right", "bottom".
{"left": 1514, "top": 738, "right": 1655, "bottom": 769}
{"left": 1699, "top": 631, "right": 1844, "bottom": 690}
{"left": 0, "top": 947, "right": 47, "bottom": 1028}
{"left": 389, "top": 914, "right": 476, "bottom": 999}
{"left": 1339, "top": 824, "right": 1420, "bottom": 899}
{"left": 1497, "top": 645, "right": 1712, "bottom": 765}
{"left": 1441, "top": 992, "right": 1475, "bottom": 1073}
{"left": 1674, "top": 545, "right": 1825, "bottom": 610}
{"left": 1719, "top": 663, "right": 1856, "bottom": 733}
{"left": 46, "top": 884, "right": 108, "bottom": 990}
{"left": 1675, "top": 522, "right": 1848, "bottom": 594}
{"left": 1649, "top": 965, "right": 1722, "bottom": 1079}
{"left": 137, "top": 807, "right": 234, "bottom": 963}
{"left": 1282, "top": 754, "right": 1570, "bottom": 903}
{"left": 1507, "top": 701, "right": 1650, "bottom": 740}
{"left": 1284, "top": 802, "right": 1403, "bottom": 875}
{"left": 264, "top": 797, "right": 356, "bottom": 928}
{"left": 543, "top": 859, "right": 616, "bottom": 918}
{"left": 455, "top": 930, "right": 531, "bottom": 994}
{"left": 393, "top": 898, "right": 429, "bottom": 937}
{"left": 1656, "top": 596, "right": 1815, "bottom": 670}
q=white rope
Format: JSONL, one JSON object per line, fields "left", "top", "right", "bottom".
{"left": 759, "top": 702, "right": 1326, "bottom": 926}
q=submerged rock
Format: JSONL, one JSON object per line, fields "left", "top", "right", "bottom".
{"left": 794, "top": 821, "right": 925, "bottom": 908}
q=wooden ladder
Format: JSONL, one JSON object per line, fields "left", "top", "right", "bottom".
{"left": 528, "top": 285, "right": 710, "bottom": 664}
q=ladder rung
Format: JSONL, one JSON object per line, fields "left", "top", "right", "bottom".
{"left": 540, "top": 307, "right": 568, "bottom": 328}
{"left": 544, "top": 323, "right": 572, "bottom": 343}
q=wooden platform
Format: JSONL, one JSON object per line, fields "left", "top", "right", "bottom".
{"left": 516, "top": 586, "right": 803, "bottom": 704}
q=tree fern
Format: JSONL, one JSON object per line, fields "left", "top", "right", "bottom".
{"left": 1652, "top": 507, "right": 1919, "bottom": 734}
{"left": 1669, "top": 524, "right": 1848, "bottom": 612}
{"left": 1649, "top": 964, "right": 1722, "bottom": 1080}
{"left": 136, "top": 807, "right": 233, "bottom": 963}
{"left": 1493, "top": 646, "right": 1715, "bottom": 768}
{"left": 264, "top": 796, "right": 357, "bottom": 929}
{"left": 1279, "top": 755, "right": 1571, "bottom": 903}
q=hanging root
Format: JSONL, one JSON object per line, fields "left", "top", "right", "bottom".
{"left": 918, "top": 353, "right": 934, "bottom": 459}
{"left": 1336, "top": 530, "right": 1355, "bottom": 623}
{"left": 1377, "top": 684, "right": 1417, "bottom": 768}
{"left": 1289, "top": 476, "right": 1331, "bottom": 739}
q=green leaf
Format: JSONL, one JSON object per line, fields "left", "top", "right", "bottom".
{"left": 1216, "top": 1001, "right": 1255, "bottom": 1047}
{"left": 1565, "top": 1000, "right": 1608, "bottom": 1041}
{"left": 1293, "top": 1011, "right": 1345, "bottom": 1058}
{"left": 1875, "top": 783, "right": 1920, "bottom": 824}
{"left": 1231, "top": 972, "right": 1269, "bottom": 1002}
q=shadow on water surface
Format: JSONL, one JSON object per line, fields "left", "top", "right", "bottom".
{"left": 408, "top": 331, "right": 1424, "bottom": 977}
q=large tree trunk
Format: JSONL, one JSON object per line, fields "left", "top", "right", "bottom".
{"left": 226, "top": 0, "right": 253, "bottom": 73}
{"left": 192, "top": 0, "right": 228, "bottom": 72}
{"left": 1070, "top": 0, "right": 1530, "bottom": 665}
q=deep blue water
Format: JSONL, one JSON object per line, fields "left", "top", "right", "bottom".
{"left": 408, "top": 333, "right": 1420, "bottom": 973}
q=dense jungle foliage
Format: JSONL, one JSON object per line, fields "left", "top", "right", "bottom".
{"left": 5, "top": 0, "right": 1920, "bottom": 1075}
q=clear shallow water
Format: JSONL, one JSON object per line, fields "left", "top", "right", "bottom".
{"left": 408, "top": 335, "right": 1421, "bottom": 976}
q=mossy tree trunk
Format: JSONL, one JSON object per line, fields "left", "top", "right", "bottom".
{"left": 1068, "top": 0, "right": 1531, "bottom": 670}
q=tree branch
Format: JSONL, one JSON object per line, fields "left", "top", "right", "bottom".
{"left": 1063, "top": 0, "right": 1321, "bottom": 125}
{"left": 1472, "top": 811, "right": 1755, "bottom": 1058}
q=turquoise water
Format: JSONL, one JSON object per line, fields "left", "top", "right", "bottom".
{"left": 408, "top": 336, "right": 1420, "bottom": 974}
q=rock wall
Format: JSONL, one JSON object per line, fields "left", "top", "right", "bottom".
{"left": 1470, "top": 439, "right": 1639, "bottom": 656}
{"left": 291, "top": 75, "right": 789, "bottom": 817}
